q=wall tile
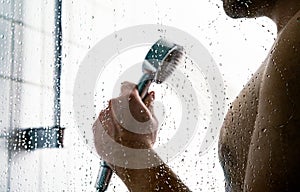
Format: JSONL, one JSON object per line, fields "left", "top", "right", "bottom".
{"left": 13, "top": 25, "right": 55, "bottom": 87}
{"left": 0, "top": 18, "right": 12, "bottom": 78}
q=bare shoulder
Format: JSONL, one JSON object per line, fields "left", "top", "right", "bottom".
{"left": 243, "top": 10, "right": 300, "bottom": 191}
{"left": 270, "top": 10, "right": 300, "bottom": 65}
{"left": 265, "top": 9, "right": 300, "bottom": 108}
{"left": 272, "top": 10, "right": 300, "bottom": 69}
{"left": 260, "top": 9, "right": 300, "bottom": 147}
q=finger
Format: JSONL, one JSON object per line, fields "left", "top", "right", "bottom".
{"left": 99, "top": 100, "right": 124, "bottom": 140}
{"left": 142, "top": 91, "right": 158, "bottom": 132}
{"left": 143, "top": 91, "right": 155, "bottom": 109}
{"left": 127, "top": 89, "right": 152, "bottom": 122}
{"left": 120, "top": 81, "right": 136, "bottom": 96}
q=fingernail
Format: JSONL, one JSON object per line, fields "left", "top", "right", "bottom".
{"left": 150, "top": 91, "right": 155, "bottom": 100}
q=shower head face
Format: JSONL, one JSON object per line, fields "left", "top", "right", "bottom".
{"left": 143, "top": 39, "right": 184, "bottom": 84}
{"left": 156, "top": 48, "right": 183, "bottom": 84}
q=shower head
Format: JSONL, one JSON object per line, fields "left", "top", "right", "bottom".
{"left": 137, "top": 39, "right": 184, "bottom": 98}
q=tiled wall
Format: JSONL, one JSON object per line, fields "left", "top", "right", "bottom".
{"left": 0, "top": 1, "right": 126, "bottom": 191}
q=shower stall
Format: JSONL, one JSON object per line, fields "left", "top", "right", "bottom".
{"left": 0, "top": 0, "right": 276, "bottom": 191}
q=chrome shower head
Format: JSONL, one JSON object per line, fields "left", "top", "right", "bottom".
{"left": 137, "top": 39, "right": 184, "bottom": 97}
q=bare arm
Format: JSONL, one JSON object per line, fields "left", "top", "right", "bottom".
{"left": 113, "top": 152, "right": 191, "bottom": 192}
{"left": 93, "top": 82, "right": 190, "bottom": 192}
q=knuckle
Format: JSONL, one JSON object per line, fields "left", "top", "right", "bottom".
{"left": 110, "top": 98, "right": 117, "bottom": 104}
{"left": 129, "top": 89, "right": 138, "bottom": 99}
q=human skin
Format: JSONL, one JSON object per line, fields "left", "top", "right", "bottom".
{"left": 93, "top": 82, "right": 190, "bottom": 191}
{"left": 92, "top": 0, "right": 300, "bottom": 191}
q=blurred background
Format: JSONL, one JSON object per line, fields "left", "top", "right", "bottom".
{"left": 0, "top": 0, "right": 276, "bottom": 191}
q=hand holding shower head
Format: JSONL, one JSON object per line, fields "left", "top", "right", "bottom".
{"left": 95, "top": 39, "right": 184, "bottom": 192}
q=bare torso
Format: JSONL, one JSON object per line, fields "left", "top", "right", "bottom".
{"left": 218, "top": 62, "right": 266, "bottom": 191}
{"left": 218, "top": 10, "right": 300, "bottom": 191}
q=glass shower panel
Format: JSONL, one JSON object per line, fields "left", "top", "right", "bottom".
{"left": 0, "top": 0, "right": 277, "bottom": 191}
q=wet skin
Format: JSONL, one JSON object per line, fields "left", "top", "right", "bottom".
{"left": 219, "top": 10, "right": 300, "bottom": 191}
